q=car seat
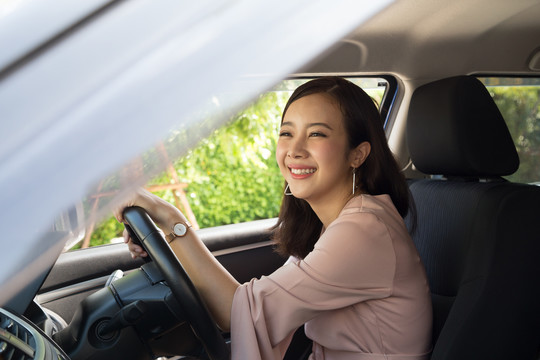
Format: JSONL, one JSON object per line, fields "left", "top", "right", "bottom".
{"left": 406, "top": 75, "right": 540, "bottom": 360}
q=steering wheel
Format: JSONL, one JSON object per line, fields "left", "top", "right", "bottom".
{"left": 123, "top": 206, "right": 230, "bottom": 360}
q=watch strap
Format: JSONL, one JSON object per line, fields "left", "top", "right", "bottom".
{"left": 165, "top": 220, "right": 192, "bottom": 243}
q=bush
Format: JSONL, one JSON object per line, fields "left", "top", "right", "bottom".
{"left": 83, "top": 92, "right": 288, "bottom": 248}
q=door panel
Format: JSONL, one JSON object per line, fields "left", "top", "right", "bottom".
{"left": 37, "top": 218, "right": 285, "bottom": 324}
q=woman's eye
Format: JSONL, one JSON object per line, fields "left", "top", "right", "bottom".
{"left": 310, "top": 132, "right": 327, "bottom": 137}
{"left": 279, "top": 131, "right": 292, "bottom": 137}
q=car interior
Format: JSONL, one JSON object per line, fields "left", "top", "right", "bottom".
{"left": 1, "top": 1, "right": 539, "bottom": 360}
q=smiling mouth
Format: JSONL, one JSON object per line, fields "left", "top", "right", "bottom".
{"left": 290, "top": 168, "right": 316, "bottom": 175}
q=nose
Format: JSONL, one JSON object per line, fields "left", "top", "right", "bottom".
{"left": 287, "top": 136, "right": 308, "bottom": 159}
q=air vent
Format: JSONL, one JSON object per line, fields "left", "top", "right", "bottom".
{"left": 0, "top": 310, "right": 36, "bottom": 360}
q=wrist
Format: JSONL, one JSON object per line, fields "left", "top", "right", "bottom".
{"left": 137, "top": 190, "right": 191, "bottom": 239}
{"left": 165, "top": 218, "right": 193, "bottom": 243}
{"left": 148, "top": 195, "right": 180, "bottom": 228}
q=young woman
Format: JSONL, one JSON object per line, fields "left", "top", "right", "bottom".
{"left": 116, "top": 77, "right": 432, "bottom": 359}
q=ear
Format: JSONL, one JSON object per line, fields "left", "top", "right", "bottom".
{"left": 350, "top": 141, "right": 371, "bottom": 168}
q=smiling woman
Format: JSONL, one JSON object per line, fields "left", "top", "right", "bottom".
{"left": 273, "top": 77, "right": 412, "bottom": 259}
{"left": 231, "top": 77, "right": 431, "bottom": 359}
{"left": 277, "top": 93, "right": 359, "bottom": 205}
{"left": 121, "top": 77, "right": 431, "bottom": 360}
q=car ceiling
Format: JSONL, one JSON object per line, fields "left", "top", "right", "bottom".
{"left": 300, "top": 0, "right": 540, "bottom": 81}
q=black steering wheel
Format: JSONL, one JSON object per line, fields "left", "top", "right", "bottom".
{"left": 123, "top": 206, "right": 230, "bottom": 360}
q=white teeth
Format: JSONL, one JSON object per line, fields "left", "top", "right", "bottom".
{"left": 290, "top": 168, "right": 316, "bottom": 175}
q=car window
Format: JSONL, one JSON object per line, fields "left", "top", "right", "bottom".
{"left": 479, "top": 77, "right": 540, "bottom": 184}
{"left": 71, "top": 77, "right": 392, "bottom": 250}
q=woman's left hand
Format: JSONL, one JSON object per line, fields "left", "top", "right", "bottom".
{"left": 114, "top": 188, "right": 179, "bottom": 228}
{"left": 114, "top": 188, "right": 187, "bottom": 257}
{"left": 122, "top": 227, "right": 148, "bottom": 259}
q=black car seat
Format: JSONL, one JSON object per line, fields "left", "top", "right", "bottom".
{"left": 406, "top": 75, "right": 540, "bottom": 360}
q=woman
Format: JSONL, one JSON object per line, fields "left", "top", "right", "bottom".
{"left": 116, "top": 77, "right": 432, "bottom": 359}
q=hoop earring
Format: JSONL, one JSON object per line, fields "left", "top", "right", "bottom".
{"left": 352, "top": 168, "right": 357, "bottom": 195}
{"left": 284, "top": 184, "right": 293, "bottom": 196}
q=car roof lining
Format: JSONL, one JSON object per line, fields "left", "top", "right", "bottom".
{"left": 297, "top": 0, "right": 540, "bottom": 81}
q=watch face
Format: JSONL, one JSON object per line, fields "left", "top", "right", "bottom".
{"left": 173, "top": 223, "right": 187, "bottom": 236}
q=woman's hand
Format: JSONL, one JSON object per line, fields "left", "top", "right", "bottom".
{"left": 114, "top": 188, "right": 175, "bottom": 228}
{"left": 123, "top": 227, "right": 148, "bottom": 259}
{"left": 116, "top": 189, "right": 239, "bottom": 332}
{"left": 114, "top": 188, "right": 186, "bottom": 258}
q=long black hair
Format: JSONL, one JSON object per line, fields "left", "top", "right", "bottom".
{"left": 272, "top": 77, "right": 414, "bottom": 258}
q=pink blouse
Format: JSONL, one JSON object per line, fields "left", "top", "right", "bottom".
{"left": 231, "top": 194, "right": 432, "bottom": 360}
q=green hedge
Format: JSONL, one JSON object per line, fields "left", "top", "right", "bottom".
{"left": 83, "top": 92, "right": 288, "bottom": 248}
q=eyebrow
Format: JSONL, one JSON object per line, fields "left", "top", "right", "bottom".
{"left": 281, "top": 121, "right": 334, "bottom": 130}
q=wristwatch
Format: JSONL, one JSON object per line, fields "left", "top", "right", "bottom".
{"left": 165, "top": 220, "right": 192, "bottom": 243}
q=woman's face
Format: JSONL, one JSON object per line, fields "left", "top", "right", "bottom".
{"left": 276, "top": 93, "right": 356, "bottom": 205}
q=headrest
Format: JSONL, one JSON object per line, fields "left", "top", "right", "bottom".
{"left": 407, "top": 76, "right": 519, "bottom": 177}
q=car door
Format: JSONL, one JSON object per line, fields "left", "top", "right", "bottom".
{"left": 37, "top": 218, "right": 285, "bottom": 325}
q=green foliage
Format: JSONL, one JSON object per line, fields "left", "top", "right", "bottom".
{"left": 77, "top": 219, "right": 124, "bottom": 250}
{"left": 86, "top": 92, "right": 289, "bottom": 247}
{"left": 169, "top": 91, "right": 288, "bottom": 227}
{"left": 489, "top": 86, "right": 540, "bottom": 183}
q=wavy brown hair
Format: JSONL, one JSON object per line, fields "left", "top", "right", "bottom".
{"left": 272, "top": 77, "right": 414, "bottom": 259}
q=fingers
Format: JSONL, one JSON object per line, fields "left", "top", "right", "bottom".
{"left": 113, "top": 188, "right": 148, "bottom": 223}
{"left": 113, "top": 199, "right": 136, "bottom": 223}
{"left": 130, "top": 244, "right": 148, "bottom": 259}
{"left": 123, "top": 228, "right": 148, "bottom": 258}
{"left": 126, "top": 239, "right": 148, "bottom": 258}
{"left": 113, "top": 201, "right": 131, "bottom": 224}
{"left": 116, "top": 189, "right": 183, "bottom": 231}
{"left": 114, "top": 188, "right": 180, "bottom": 260}
{"left": 122, "top": 228, "right": 130, "bottom": 243}
{"left": 114, "top": 209, "right": 124, "bottom": 224}
{"left": 115, "top": 191, "right": 152, "bottom": 259}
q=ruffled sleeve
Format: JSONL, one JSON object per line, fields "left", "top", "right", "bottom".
{"left": 230, "top": 211, "right": 397, "bottom": 359}
{"left": 231, "top": 278, "right": 297, "bottom": 360}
